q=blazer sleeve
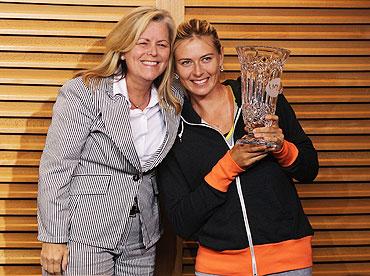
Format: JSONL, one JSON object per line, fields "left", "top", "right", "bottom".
{"left": 37, "top": 78, "right": 97, "bottom": 243}
{"left": 276, "top": 94, "right": 319, "bottom": 183}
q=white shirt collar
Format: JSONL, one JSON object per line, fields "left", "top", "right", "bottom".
{"left": 113, "top": 77, "right": 159, "bottom": 109}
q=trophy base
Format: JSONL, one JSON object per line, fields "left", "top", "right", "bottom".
{"left": 236, "top": 136, "right": 277, "bottom": 148}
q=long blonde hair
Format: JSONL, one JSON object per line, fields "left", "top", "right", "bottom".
{"left": 76, "top": 6, "right": 181, "bottom": 113}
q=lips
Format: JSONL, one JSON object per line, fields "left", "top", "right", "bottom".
{"left": 192, "top": 78, "right": 208, "bottom": 85}
{"left": 141, "top": 60, "right": 159, "bottom": 66}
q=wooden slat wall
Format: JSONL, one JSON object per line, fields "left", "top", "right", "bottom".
{"left": 1, "top": 0, "right": 370, "bottom": 275}
{"left": 0, "top": 0, "right": 155, "bottom": 274}
{"left": 179, "top": 0, "right": 370, "bottom": 276}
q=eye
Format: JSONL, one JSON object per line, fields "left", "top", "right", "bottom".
{"left": 179, "top": 60, "right": 192, "bottom": 66}
{"left": 201, "top": 56, "right": 212, "bottom": 62}
{"left": 137, "top": 40, "right": 148, "bottom": 46}
{"left": 158, "top": 42, "right": 169, "bottom": 48}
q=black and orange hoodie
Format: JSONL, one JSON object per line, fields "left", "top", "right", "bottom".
{"left": 157, "top": 78, "right": 319, "bottom": 275}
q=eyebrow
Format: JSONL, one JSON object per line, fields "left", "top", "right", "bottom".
{"left": 177, "top": 53, "right": 215, "bottom": 61}
{"left": 138, "top": 37, "right": 169, "bottom": 43}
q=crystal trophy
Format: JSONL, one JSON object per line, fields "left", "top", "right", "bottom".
{"left": 236, "top": 45, "right": 290, "bottom": 147}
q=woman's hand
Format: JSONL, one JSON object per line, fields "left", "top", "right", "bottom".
{"left": 252, "top": 114, "right": 284, "bottom": 151}
{"left": 41, "top": 242, "right": 69, "bottom": 275}
{"left": 229, "top": 143, "right": 270, "bottom": 170}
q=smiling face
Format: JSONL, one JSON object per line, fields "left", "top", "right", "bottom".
{"left": 174, "top": 36, "right": 224, "bottom": 98}
{"left": 124, "top": 20, "right": 171, "bottom": 87}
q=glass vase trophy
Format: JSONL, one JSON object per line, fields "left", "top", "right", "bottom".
{"left": 236, "top": 45, "right": 290, "bottom": 147}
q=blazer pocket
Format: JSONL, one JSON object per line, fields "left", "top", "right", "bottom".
{"left": 69, "top": 174, "right": 111, "bottom": 195}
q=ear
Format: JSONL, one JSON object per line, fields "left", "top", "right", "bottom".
{"left": 219, "top": 46, "right": 225, "bottom": 67}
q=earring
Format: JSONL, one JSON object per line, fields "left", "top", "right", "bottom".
{"left": 121, "top": 55, "right": 125, "bottom": 60}
{"left": 220, "top": 65, "right": 224, "bottom": 72}
{"left": 174, "top": 73, "right": 179, "bottom": 79}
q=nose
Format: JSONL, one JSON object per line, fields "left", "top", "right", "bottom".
{"left": 193, "top": 62, "right": 203, "bottom": 77}
{"left": 146, "top": 44, "right": 158, "bottom": 56}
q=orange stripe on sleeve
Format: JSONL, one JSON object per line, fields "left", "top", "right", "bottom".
{"left": 272, "top": 140, "right": 299, "bottom": 167}
{"left": 204, "top": 150, "right": 244, "bottom": 192}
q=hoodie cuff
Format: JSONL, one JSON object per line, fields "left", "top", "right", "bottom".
{"left": 204, "top": 151, "right": 244, "bottom": 192}
{"left": 272, "top": 140, "right": 299, "bottom": 167}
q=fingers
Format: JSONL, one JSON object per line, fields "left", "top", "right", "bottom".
{"left": 40, "top": 243, "right": 68, "bottom": 275}
{"left": 230, "top": 143, "right": 269, "bottom": 169}
{"left": 62, "top": 248, "right": 69, "bottom": 272}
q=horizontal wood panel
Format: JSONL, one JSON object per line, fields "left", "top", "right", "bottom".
{"left": 0, "top": 183, "right": 37, "bottom": 198}
{"left": 318, "top": 151, "right": 370, "bottom": 166}
{"left": 313, "top": 263, "right": 370, "bottom": 276}
{"left": 292, "top": 104, "right": 370, "bottom": 119}
{"left": 207, "top": 24, "right": 370, "bottom": 40}
{"left": 0, "top": 0, "right": 153, "bottom": 5}
{"left": 3, "top": 21, "right": 370, "bottom": 40}
{"left": 301, "top": 120, "right": 370, "bottom": 135}
{"left": 309, "top": 215, "right": 370, "bottom": 230}
{"left": 0, "top": 167, "right": 39, "bottom": 182}
{"left": 0, "top": 249, "right": 40, "bottom": 264}
{"left": 284, "top": 87, "right": 370, "bottom": 103}
{"left": 0, "top": 135, "right": 46, "bottom": 150}
{"left": 186, "top": 8, "right": 370, "bottom": 24}
{"left": 0, "top": 216, "right": 37, "bottom": 231}
{"left": 0, "top": 19, "right": 113, "bottom": 37}
{"left": 0, "top": 266, "right": 41, "bottom": 275}
{"left": 224, "top": 56, "right": 370, "bottom": 71}
{"left": 314, "top": 247, "right": 370, "bottom": 262}
{"left": 302, "top": 198, "right": 370, "bottom": 215}
{"left": 0, "top": 36, "right": 104, "bottom": 53}
{"left": 0, "top": 233, "right": 39, "bottom": 248}
{"left": 0, "top": 199, "right": 36, "bottom": 215}
{"left": 297, "top": 183, "right": 370, "bottom": 198}
{"left": 0, "top": 85, "right": 58, "bottom": 101}
{"left": 313, "top": 230, "right": 370, "bottom": 246}
{"left": 0, "top": 3, "right": 132, "bottom": 21}
{"left": 0, "top": 151, "right": 41, "bottom": 166}
{"left": 223, "top": 72, "right": 370, "bottom": 87}
{"left": 0, "top": 102, "right": 55, "bottom": 117}
{"left": 0, "top": 119, "right": 51, "bottom": 134}
{"left": 0, "top": 69, "right": 75, "bottom": 85}
{"left": 222, "top": 40, "right": 370, "bottom": 56}
{"left": 316, "top": 167, "right": 370, "bottom": 182}
{"left": 311, "top": 136, "right": 370, "bottom": 151}
{"left": 185, "top": 0, "right": 370, "bottom": 8}
{"left": 0, "top": 52, "right": 101, "bottom": 69}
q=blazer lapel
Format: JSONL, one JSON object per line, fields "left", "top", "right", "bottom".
{"left": 98, "top": 77, "right": 141, "bottom": 171}
{"left": 142, "top": 102, "right": 180, "bottom": 172}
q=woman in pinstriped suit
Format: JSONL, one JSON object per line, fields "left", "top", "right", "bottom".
{"left": 37, "top": 7, "right": 183, "bottom": 275}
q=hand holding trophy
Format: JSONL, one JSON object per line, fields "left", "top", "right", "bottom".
{"left": 236, "top": 46, "right": 290, "bottom": 147}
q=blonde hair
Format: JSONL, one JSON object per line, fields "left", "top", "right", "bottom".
{"left": 174, "top": 18, "right": 222, "bottom": 54}
{"left": 76, "top": 6, "right": 181, "bottom": 113}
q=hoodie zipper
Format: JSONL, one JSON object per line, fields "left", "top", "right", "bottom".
{"left": 179, "top": 107, "right": 258, "bottom": 276}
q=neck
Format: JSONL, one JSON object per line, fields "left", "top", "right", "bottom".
{"left": 125, "top": 75, "right": 152, "bottom": 110}
{"left": 190, "top": 84, "right": 234, "bottom": 134}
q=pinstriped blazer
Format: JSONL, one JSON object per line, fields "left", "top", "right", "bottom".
{"left": 37, "top": 76, "right": 183, "bottom": 249}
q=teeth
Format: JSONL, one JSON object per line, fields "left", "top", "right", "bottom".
{"left": 142, "top": 61, "right": 158, "bottom": 66}
{"left": 193, "top": 79, "right": 207, "bottom": 84}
